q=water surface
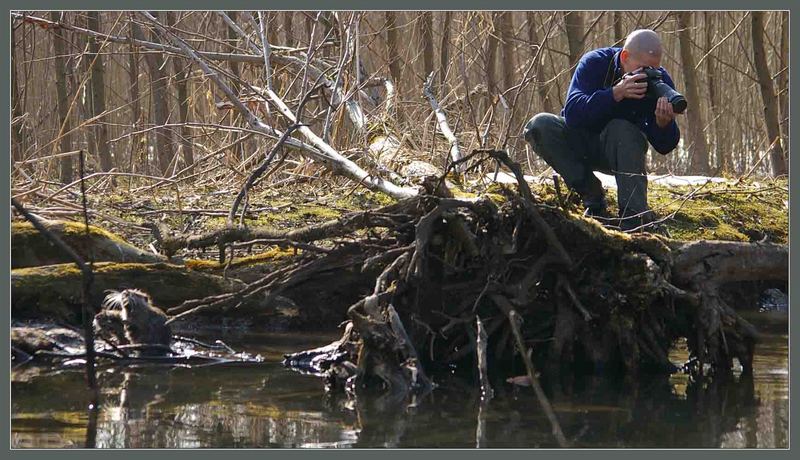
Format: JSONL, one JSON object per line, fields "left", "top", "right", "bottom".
{"left": 11, "top": 321, "right": 788, "bottom": 448}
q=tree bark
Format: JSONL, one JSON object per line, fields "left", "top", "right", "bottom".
{"left": 527, "top": 12, "right": 553, "bottom": 114}
{"left": 87, "top": 12, "right": 113, "bottom": 172}
{"left": 613, "top": 11, "right": 624, "bottom": 45}
{"left": 11, "top": 23, "right": 24, "bottom": 163}
{"left": 751, "top": 11, "right": 788, "bottom": 176}
{"left": 50, "top": 11, "right": 73, "bottom": 183}
{"left": 385, "top": 12, "right": 402, "bottom": 91}
{"left": 777, "top": 12, "right": 789, "bottom": 159}
{"left": 127, "top": 14, "right": 145, "bottom": 173}
{"left": 704, "top": 12, "right": 728, "bottom": 174}
{"left": 167, "top": 12, "right": 194, "bottom": 168}
{"left": 439, "top": 11, "right": 452, "bottom": 94}
{"left": 283, "top": 11, "right": 294, "bottom": 47}
{"left": 140, "top": 11, "right": 173, "bottom": 175}
{"left": 485, "top": 13, "right": 499, "bottom": 98}
{"left": 498, "top": 12, "right": 517, "bottom": 92}
{"left": 677, "top": 12, "right": 710, "bottom": 175}
{"left": 564, "top": 11, "right": 584, "bottom": 76}
{"left": 420, "top": 12, "right": 434, "bottom": 80}
{"left": 225, "top": 11, "right": 242, "bottom": 94}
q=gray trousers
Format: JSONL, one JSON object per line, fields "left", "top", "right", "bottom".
{"left": 523, "top": 113, "right": 651, "bottom": 220}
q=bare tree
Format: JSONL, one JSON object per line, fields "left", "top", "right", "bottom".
{"left": 87, "top": 11, "right": 113, "bottom": 172}
{"left": 283, "top": 12, "right": 294, "bottom": 47}
{"left": 564, "top": 11, "right": 584, "bottom": 75}
{"left": 704, "top": 12, "right": 728, "bottom": 173}
{"left": 138, "top": 12, "right": 173, "bottom": 174}
{"left": 439, "top": 11, "right": 452, "bottom": 93}
{"left": 613, "top": 11, "right": 624, "bottom": 45}
{"left": 127, "top": 14, "right": 144, "bottom": 173}
{"left": 167, "top": 11, "right": 194, "bottom": 167}
{"left": 777, "top": 12, "right": 789, "bottom": 156}
{"left": 677, "top": 12, "right": 710, "bottom": 175}
{"left": 527, "top": 12, "right": 553, "bottom": 114}
{"left": 420, "top": 12, "right": 434, "bottom": 79}
{"left": 751, "top": 11, "right": 787, "bottom": 176}
{"left": 11, "top": 21, "right": 24, "bottom": 162}
{"left": 51, "top": 11, "right": 74, "bottom": 183}
{"left": 486, "top": 13, "right": 499, "bottom": 98}
{"left": 385, "top": 12, "right": 402, "bottom": 90}
{"left": 498, "top": 12, "right": 517, "bottom": 92}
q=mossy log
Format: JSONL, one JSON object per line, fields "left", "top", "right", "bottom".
{"left": 12, "top": 219, "right": 165, "bottom": 269}
{"left": 11, "top": 262, "right": 244, "bottom": 324}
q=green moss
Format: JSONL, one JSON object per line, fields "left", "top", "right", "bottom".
{"left": 519, "top": 178, "right": 787, "bottom": 243}
{"left": 12, "top": 221, "right": 127, "bottom": 245}
{"left": 645, "top": 179, "right": 788, "bottom": 243}
{"left": 186, "top": 246, "right": 297, "bottom": 270}
{"left": 12, "top": 262, "right": 245, "bottom": 324}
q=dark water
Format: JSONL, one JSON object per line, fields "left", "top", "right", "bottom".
{"left": 11, "top": 320, "right": 788, "bottom": 448}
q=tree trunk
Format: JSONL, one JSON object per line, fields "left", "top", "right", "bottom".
{"left": 127, "top": 14, "right": 144, "bottom": 174}
{"left": 11, "top": 24, "right": 24, "bottom": 163}
{"left": 225, "top": 11, "right": 242, "bottom": 94}
{"left": 564, "top": 11, "right": 584, "bottom": 76}
{"left": 527, "top": 12, "right": 553, "bottom": 114}
{"left": 751, "top": 11, "right": 788, "bottom": 177}
{"left": 167, "top": 12, "right": 194, "bottom": 168}
{"left": 613, "top": 11, "right": 624, "bottom": 45}
{"left": 283, "top": 12, "right": 294, "bottom": 47}
{"left": 385, "top": 12, "right": 402, "bottom": 91}
{"left": 140, "top": 11, "right": 173, "bottom": 175}
{"left": 420, "top": 12, "right": 434, "bottom": 80}
{"left": 485, "top": 13, "right": 499, "bottom": 98}
{"left": 498, "top": 12, "right": 517, "bottom": 92}
{"left": 676, "top": 12, "right": 710, "bottom": 175}
{"left": 777, "top": 12, "right": 789, "bottom": 159}
{"left": 50, "top": 11, "right": 73, "bottom": 183}
{"left": 439, "top": 12, "right": 452, "bottom": 94}
{"left": 87, "top": 11, "right": 113, "bottom": 172}
{"left": 704, "top": 12, "right": 728, "bottom": 174}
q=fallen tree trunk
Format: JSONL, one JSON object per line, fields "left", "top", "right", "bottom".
{"left": 12, "top": 219, "right": 165, "bottom": 268}
{"left": 11, "top": 262, "right": 245, "bottom": 324}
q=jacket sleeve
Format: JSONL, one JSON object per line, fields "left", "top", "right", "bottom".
{"left": 644, "top": 70, "right": 681, "bottom": 155}
{"left": 563, "top": 53, "right": 617, "bottom": 129}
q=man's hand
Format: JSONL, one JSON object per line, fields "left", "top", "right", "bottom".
{"left": 654, "top": 96, "right": 676, "bottom": 128}
{"left": 612, "top": 70, "right": 647, "bottom": 102}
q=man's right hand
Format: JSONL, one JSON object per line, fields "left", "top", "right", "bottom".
{"left": 612, "top": 70, "right": 648, "bottom": 102}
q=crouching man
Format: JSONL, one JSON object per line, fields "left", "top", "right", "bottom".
{"left": 524, "top": 29, "right": 682, "bottom": 231}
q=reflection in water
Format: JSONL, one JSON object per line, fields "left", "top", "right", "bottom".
{"left": 11, "top": 328, "right": 787, "bottom": 448}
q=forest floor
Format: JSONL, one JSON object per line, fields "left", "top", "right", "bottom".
{"left": 60, "top": 173, "right": 787, "bottom": 256}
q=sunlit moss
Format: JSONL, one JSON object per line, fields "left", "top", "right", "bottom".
{"left": 186, "top": 246, "right": 297, "bottom": 271}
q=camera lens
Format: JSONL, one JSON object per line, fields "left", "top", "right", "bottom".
{"left": 670, "top": 95, "right": 687, "bottom": 114}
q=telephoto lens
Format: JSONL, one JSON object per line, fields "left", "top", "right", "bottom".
{"left": 640, "top": 67, "right": 687, "bottom": 114}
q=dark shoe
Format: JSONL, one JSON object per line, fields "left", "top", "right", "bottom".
{"left": 582, "top": 194, "right": 609, "bottom": 217}
{"left": 619, "top": 210, "right": 658, "bottom": 232}
{"left": 583, "top": 205, "right": 612, "bottom": 219}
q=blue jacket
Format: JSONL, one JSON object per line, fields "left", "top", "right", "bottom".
{"left": 561, "top": 47, "right": 681, "bottom": 154}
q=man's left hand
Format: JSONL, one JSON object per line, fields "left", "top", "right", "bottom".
{"left": 655, "top": 96, "right": 676, "bottom": 128}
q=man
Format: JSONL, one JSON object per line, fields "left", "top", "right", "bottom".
{"left": 523, "top": 29, "right": 681, "bottom": 231}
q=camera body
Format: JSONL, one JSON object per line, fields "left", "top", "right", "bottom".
{"left": 636, "top": 66, "right": 687, "bottom": 114}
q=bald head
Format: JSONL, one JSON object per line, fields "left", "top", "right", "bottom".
{"left": 620, "top": 29, "right": 663, "bottom": 72}
{"left": 623, "top": 29, "right": 663, "bottom": 59}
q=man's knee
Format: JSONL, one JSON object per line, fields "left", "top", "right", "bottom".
{"left": 523, "top": 113, "right": 563, "bottom": 147}
{"left": 604, "top": 119, "right": 647, "bottom": 151}
{"left": 603, "top": 119, "right": 647, "bottom": 172}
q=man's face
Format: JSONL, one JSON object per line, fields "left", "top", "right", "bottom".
{"left": 620, "top": 49, "right": 662, "bottom": 73}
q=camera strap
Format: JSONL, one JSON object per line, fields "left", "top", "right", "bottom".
{"left": 603, "top": 50, "right": 622, "bottom": 89}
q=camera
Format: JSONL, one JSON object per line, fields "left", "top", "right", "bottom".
{"left": 635, "top": 67, "right": 687, "bottom": 114}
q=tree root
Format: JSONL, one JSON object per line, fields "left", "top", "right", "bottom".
{"left": 276, "top": 151, "right": 785, "bottom": 407}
